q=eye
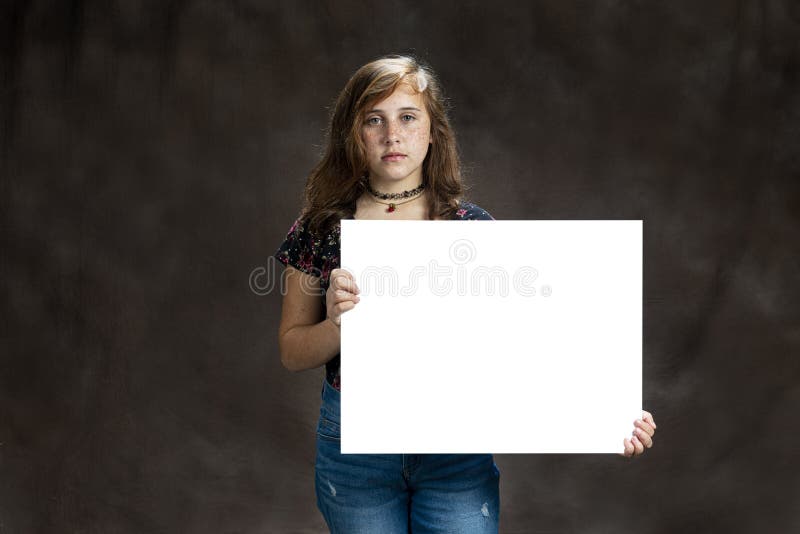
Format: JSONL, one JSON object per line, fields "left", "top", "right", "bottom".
{"left": 366, "top": 116, "right": 382, "bottom": 125}
{"left": 402, "top": 114, "right": 416, "bottom": 122}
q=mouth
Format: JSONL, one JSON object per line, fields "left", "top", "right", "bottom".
{"left": 381, "top": 153, "right": 407, "bottom": 162}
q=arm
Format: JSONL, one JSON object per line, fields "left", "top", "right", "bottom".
{"left": 277, "top": 266, "right": 341, "bottom": 372}
{"left": 277, "top": 266, "right": 361, "bottom": 372}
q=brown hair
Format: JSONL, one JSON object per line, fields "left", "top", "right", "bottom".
{"left": 298, "top": 54, "right": 466, "bottom": 235}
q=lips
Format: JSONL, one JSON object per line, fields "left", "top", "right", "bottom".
{"left": 382, "top": 152, "right": 406, "bottom": 160}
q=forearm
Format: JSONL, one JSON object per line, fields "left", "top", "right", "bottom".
{"left": 279, "top": 318, "right": 341, "bottom": 372}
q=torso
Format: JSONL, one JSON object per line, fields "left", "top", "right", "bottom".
{"left": 274, "top": 197, "right": 493, "bottom": 391}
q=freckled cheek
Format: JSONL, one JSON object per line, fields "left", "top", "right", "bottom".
{"left": 406, "top": 127, "right": 430, "bottom": 148}
{"left": 362, "top": 132, "right": 382, "bottom": 155}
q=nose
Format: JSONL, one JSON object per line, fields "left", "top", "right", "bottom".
{"left": 384, "top": 119, "right": 400, "bottom": 144}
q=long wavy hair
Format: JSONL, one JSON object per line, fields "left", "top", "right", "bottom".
{"left": 299, "top": 54, "right": 466, "bottom": 235}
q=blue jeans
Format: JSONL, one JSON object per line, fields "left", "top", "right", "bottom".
{"left": 315, "top": 378, "right": 501, "bottom": 533}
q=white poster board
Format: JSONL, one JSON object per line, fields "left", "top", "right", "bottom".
{"left": 340, "top": 220, "right": 641, "bottom": 454}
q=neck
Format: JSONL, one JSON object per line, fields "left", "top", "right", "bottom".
{"left": 356, "top": 189, "right": 430, "bottom": 217}
{"left": 367, "top": 175, "right": 424, "bottom": 195}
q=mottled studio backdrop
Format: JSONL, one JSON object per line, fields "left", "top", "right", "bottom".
{"left": 1, "top": 1, "right": 798, "bottom": 533}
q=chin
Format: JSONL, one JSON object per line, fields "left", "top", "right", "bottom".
{"left": 373, "top": 173, "right": 408, "bottom": 182}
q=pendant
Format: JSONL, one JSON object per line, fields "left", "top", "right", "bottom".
{"left": 387, "top": 203, "right": 396, "bottom": 213}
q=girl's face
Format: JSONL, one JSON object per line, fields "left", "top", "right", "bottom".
{"left": 360, "top": 84, "right": 432, "bottom": 187}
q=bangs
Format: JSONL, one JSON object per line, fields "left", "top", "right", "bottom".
{"left": 358, "top": 67, "right": 430, "bottom": 114}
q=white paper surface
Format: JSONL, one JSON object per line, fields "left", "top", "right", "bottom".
{"left": 339, "top": 220, "right": 641, "bottom": 454}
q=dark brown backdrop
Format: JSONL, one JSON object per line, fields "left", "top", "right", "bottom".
{"left": 2, "top": 1, "right": 798, "bottom": 532}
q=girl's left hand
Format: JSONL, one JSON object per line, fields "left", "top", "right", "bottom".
{"left": 620, "top": 410, "right": 656, "bottom": 457}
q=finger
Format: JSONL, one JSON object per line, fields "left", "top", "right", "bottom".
{"left": 642, "top": 410, "right": 656, "bottom": 429}
{"left": 631, "top": 435, "right": 645, "bottom": 455}
{"left": 622, "top": 437, "right": 635, "bottom": 457}
{"left": 337, "top": 300, "right": 356, "bottom": 313}
{"left": 330, "top": 269, "right": 360, "bottom": 294}
{"left": 333, "top": 277, "right": 359, "bottom": 295}
{"left": 634, "top": 419, "right": 655, "bottom": 437}
{"left": 625, "top": 438, "right": 636, "bottom": 457}
{"left": 633, "top": 427, "right": 653, "bottom": 448}
{"left": 332, "top": 289, "right": 360, "bottom": 304}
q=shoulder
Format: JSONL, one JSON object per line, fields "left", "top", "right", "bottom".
{"left": 279, "top": 217, "right": 340, "bottom": 247}
{"left": 454, "top": 200, "right": 495, "bottom": 220}
{"left": 280, "top": 217, "right": 317, "bottom": 249}
{"left": 274, "top": 217, "right": 341, "bottom": 286}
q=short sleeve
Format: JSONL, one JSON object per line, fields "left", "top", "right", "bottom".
{"left": 273, "top": 218, "right": 324, "bottom": 278}
{"left": 455, "top": 201, "right": 495, "bottom": 220}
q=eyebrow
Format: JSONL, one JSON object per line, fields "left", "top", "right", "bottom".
{"left": 366, "top": 106, "right": 422, "bottom": 113}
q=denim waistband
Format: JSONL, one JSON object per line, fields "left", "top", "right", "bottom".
{"left": 320, "top": 377, "right": 341, "bottom": 424}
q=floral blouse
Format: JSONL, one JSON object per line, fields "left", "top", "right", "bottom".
{"left": 274, "top": 200, "right": 495, "bottom": 391}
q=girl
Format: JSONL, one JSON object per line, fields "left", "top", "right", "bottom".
{"left": 274, "top": 54, "right": 656, "bottom": 533}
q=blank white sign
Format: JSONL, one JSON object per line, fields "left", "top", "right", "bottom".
{"left": 340, "top": 220, "right": 641, "bottom": 454}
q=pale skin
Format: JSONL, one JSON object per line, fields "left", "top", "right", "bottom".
{"left": 277, "top": 84, "right": 656, "bottom": 457}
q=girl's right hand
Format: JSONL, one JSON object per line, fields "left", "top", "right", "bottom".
{"left": 326, "top": 268, "right": 360, "bottom": 327}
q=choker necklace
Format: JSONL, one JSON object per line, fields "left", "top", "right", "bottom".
{"left": 365, "top": 180, "right": 425, "bottom": 200}
{"left": 364, "top": 180, "right": 426, "bottom": 213}
{"left": 364, "top": 176, "right": 425, "bottom": 213}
